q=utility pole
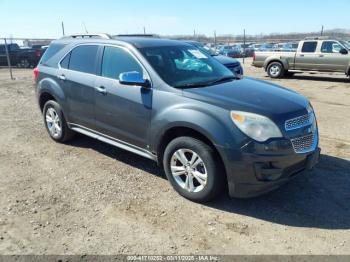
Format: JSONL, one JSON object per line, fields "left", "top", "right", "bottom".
{"left": 61, "top": 21, "right": 65, "bottom": 36}
{"left": 143, "top": 26, "right": 146, "bottom": 35}
{"left": 321, "top": 25, "right": 324, "bottom": 36}
{"left": 4, "top": 38, "right": 14, "bottom": 80}
{"left": 83, "top": 22, "right": 88, "bottom": 33}
{"left": 214, "top": 30, "right": 217, "bottom": 46}
{"left": 193, "top": 29, "right": 196, "bottom": 40}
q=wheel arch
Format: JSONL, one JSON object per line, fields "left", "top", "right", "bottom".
{"left": 156, "top": 125, "right": 228, "bottom": 186}
{"left": 39, "top": 92, "right": 57, "bottom": 112}
{"left": 37, "top": 77, "right": 67, "bottom": 113}
{"left": 264, "top": 58, "right": 289, "bottom": 71}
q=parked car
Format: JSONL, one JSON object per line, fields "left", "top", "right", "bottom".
{"left": 257, "top": 43, "right": 275, "bottom": 52}
{"left": 251, "top": 44, "right": 262, "bottom": 51}
{"left": 253, "top": 37, "right": 350, "bottom": 79}
{"left": 35, "top": 34, "right": 320, "bottom": 202}
{"left": 0, "top": 43, "right": 42, "bottom": 68}
{"left": 185, "top": 41, "right": 243, "bottom": 76}
{"left": 232, "top": 43, "right": 255, "bottom": 57}
{"left": 273, "top": 42, "right": 298, "bottom": 52}
{"left": 218, "top": 45, "right": 241, "bottom": 58}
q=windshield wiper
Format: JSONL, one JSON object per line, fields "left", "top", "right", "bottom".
{"left": 175, "top": 76, "right": 237, "bottom": 89}
{"left": 174, "top": 82, "right": 212, "bottom": 88}
{"left": 207, "top": 75, "right": 237, "bottom": 85}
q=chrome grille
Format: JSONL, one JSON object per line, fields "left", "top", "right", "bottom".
{"left": 291, "top": 133, "right": 316, "bottom": 153}
{"left": 285, "top": 113, "right": 312, "bottom": 131}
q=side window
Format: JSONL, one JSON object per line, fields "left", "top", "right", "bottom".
{"left": 301, "top": 42, "right": 317, "bottom": 53}
{"left": 321, "top": 41, "right": 341, "bottom": 53}
{"left": 40, "top": 44, "right": 66, "bottom": 65}
{"left": 69, "top": 45, "right": 98, "bottom": 74}
{"left": 101, "top": 46, "right": 143, "bottom": 80}
{"left": 60, "top": 52, "right": 70, "bottom": 69}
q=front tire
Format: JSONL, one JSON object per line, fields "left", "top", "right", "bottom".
{"left": 163, "top": 137, "right": 224, "bottom": 203}
{"left": 267, "top": 62, "right": 285, "bottom": 78}
{"left": 43, "top": 100, "right": 75, "bottom": 143}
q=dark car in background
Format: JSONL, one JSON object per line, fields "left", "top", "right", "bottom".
{"left": 232, "top": 43, "right": 255, "bottom": 57}
{"left": 35, "top": 34, "right": 320, "bottom": 202}
{"left": 185, "top": 41, "right": 243, "bottom": 76}
{"left": 0, "top": 43, "right": 43, "bottom": 68}
{"left": 218, "top": 45, "right": 241, "bottom": 58}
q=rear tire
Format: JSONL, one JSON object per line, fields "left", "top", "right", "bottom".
{"left": 163, "top": 136, "right": 225, "bottom": 203}
{"left": 43, "top": 100, "right": 75, "bottom": 143}
{"left": 267, "top": 62, "right": 285, "bottom": 78}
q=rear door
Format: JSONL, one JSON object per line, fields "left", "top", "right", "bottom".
{"left": 315, "top": 41, "right": 349, "bottom": 72}
{"left": 94, "top": 45, "right": 152, "bottom": 148}
{"left": 294, "top": 41, "right": 318, "bottom": 70}
{"left": 57, "top": 44, "right": 98, "bottom": 129}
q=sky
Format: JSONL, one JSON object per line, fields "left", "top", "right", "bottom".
{"left": 0, "top": 0, "right": 349, "bottom": 39}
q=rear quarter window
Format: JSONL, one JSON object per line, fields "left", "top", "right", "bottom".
{"left": 40, "top": 43, "right": 66, "bottom": 66}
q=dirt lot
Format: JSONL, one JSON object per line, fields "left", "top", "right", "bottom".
{"left": 0, "top": 59, "right": 349, "bottom": 255}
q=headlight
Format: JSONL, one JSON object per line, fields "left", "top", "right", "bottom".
{"left": 230, "top": 111, "right": 282, "bottom": 142}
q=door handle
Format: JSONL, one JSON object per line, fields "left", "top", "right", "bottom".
{"left": 300, "top": 54, "right": 305, "bottom": 57}
{"left": 95, "top": 86, "right": 107, "bottom": 95}
{"left": 319, "top": 55, "right": 324, "bottom": 57}
{"left": 57, "top": 74, "right": 66, "bottom": 81}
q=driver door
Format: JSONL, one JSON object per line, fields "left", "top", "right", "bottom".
{"left": 315, "top": 41, "right": 349, "bottom": 72}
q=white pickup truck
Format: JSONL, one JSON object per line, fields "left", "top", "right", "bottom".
{"left": 252, "top": 37, "right": 350, "bottom": 79}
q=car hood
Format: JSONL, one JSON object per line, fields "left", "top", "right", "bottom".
{"left": 213, "top": 55, "right": 240, "bottom": 66}
{"left": 182, "top": 77, "right": 309, "bottom": 124}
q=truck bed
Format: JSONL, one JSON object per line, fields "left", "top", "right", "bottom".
{"left": 253, "top": 51, "right": 296, "bottom": 68}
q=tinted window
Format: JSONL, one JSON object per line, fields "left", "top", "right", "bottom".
{"left": 60, "top": 52, "right": 70, "bottom": 69}
{"left": 101, "top": 46, "right": 143, "bottom": 79}
{"left": 40, "top": 44, "right": 66, "bottom": 65}
{"left": 321, "top": 41, "right": 341, "bottom": 53}
{"left": 69, "top": 45, "right": 98, "bottom": 74}
{"left": 301, "top": 42, "right": 317, "bottom": 53}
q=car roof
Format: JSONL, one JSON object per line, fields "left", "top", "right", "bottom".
{"left": 54, "top": 36, "right": 190, "bottom": 49}
{"left": 113, "top": 37, "right": 190, "bottom": 48}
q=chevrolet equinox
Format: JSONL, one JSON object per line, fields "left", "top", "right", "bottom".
{"left": 34, "top": 34, "right": 320, "bottom": 202}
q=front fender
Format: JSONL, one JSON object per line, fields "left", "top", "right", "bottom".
{"left": 150, "top": 102, "right": 248, "bottom": 158}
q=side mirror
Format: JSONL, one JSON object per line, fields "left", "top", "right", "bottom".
{"left": 339, "top": 48, "right": 348, "bottom": 55}
{"left": 119, "top": 71, "right": 150, "bottom": 88}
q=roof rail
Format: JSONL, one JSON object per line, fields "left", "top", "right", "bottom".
{"left": 61, "top": 33, "right": 112, "bottom": 39}
{"left": 114, "top": 34, "right": 158, "bottom": 38}
{"left": 304, "top": 36, "right": 332, "bottom": 40}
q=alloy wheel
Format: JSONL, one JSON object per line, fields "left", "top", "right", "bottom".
{"left": 170, "top": 148, "right": 208, "bottom": 193}
{"left": 45, "top": 107, "right": 62, "bottom": 138}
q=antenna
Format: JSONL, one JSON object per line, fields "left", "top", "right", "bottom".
{"left": 61, "top": 21, "right": 65, "bottom": 36}
{"left": 82, "top": 22, "right": 88, "bottom": 34}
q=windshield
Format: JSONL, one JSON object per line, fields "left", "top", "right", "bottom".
{"left": 340, "top": 40, "right": 350, "bottom": 50}
{"left": 139, "top": 45, "right": 234, "bottom": 88}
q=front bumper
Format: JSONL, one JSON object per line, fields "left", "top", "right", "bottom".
{"left": 221, "top": 138, "right": 320, "bottom": 198}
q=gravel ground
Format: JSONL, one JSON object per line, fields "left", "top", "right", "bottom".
{"left": 0, "top": 59, "right": 349, "bottom": 255}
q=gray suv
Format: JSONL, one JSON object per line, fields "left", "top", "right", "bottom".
{"left": 35, "top": 34, "right": 320, "bottom": 202}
